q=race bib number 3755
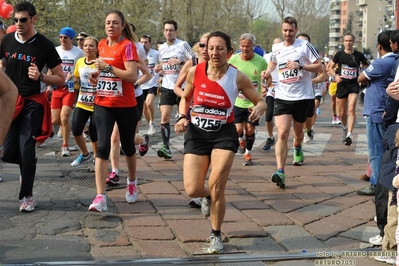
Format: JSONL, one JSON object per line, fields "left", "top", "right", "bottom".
{"left": 190, "top": 105, "right": 228, "bottom": 132}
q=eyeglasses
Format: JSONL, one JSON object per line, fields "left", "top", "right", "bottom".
{"left": 199, "top": 43, "right": 207, "bottom": 48}
{"left": 59, "top": 36, "right": 69, "bottom": 39}
{"left": 77, "top": 38, "right": 85, "bottom": 41}
{"left": 13, "top": 17, "right": 29, "bottom": 23}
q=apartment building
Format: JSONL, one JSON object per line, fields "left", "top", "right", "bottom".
{"left": 329, "top": 0, "right": 395, "bottom": 58}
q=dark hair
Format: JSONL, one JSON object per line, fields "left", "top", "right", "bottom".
{"left": 390, "top": 30, "right": 399, "bottom": 44}
{"left": 141, "top": 34, "right": 151, "bottom": 43}
{"left": 105, "top": 10, "right": 137, "bottom": 43}
{"left": 130, "top": 23, "right": 136, "bottom": 32}
{"left": 378, "top": 31, "right": 392, "bottom": 52}
{"left": 208, "top": 31, "right": 233, "bottom": 53}
{"left": 297, "top": 32, "right": 311, "bottom": 42}
{"left": 163, "top": 19, "right": 178, "bottom": 30}
{"left": 283, "top": 16, "right": 297, "bottom": 28}
{"left": 15, "top": 1, "right": 37, "bottom": 17}
{"left": 343, "top": 32, "right": 355, "bottom": 41}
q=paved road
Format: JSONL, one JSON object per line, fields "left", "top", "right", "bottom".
{"left": 0, "top": 97, "right": 388, "bottom": 266}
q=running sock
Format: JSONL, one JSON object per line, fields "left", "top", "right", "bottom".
{"left": 112, "top": 169, "right": 119, "bottom": 175}
{"left": 245, "top": 134, "right": 255, "bottom": 150}
{"left": 277, "top": 168, "right": 284, "bottom": 173}
{"left": 245, "top": 149, "right": 251, "bottom": 154}
{"left": 342, "top": 126, "right": 347, "bottom": 130}
{"left": 347, "top": 132, "right": 352, "bottom": 138}
{"left": 128, "top": 178, "right": 136, "bottom": 184}
{"left": 160, "top": 123, "right": 170, "bottom": 149}
{"left": 211, "top": 229, "right": 221, "bottom": 236}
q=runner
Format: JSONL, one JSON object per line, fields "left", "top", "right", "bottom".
{"left": 328, "top": 33, "right": 369, "bottom": 146}
{"left": 50, "top": 26, "right": 84, "bottom": 156}
{"left": 70, "top": 36, "right": 99, "bottom": 168}
{"left": 261, "top": 17, "right": 323, "bottom": 188}
{"left": 154, "top": 19, "right": 194, "bottom": 159}
{"left": 141, "top": 34, "right": 160, "bottom": 136}
{"left": 175, "top": 31, "right": 266, "bottom": 253}
{"left": 228, "top": 33, "right": 268, "bottom": 165}
{"left": 262, "top": 37, "right": 283, "bottom": 151}
{"left": 76, "top": 31, "right": 88, "bottom": 50}
{"left": 0, "top": 1, "right": 64, "bottom": 211}
{"left": 88, "top": 10, "right": 140, "bottom": 212}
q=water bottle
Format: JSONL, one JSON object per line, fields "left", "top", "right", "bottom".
{"left": 316, "top": 107, "right": 321, "bottom": 115}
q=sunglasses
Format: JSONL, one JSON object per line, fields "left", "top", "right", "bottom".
{"left": 59, "top": 36, "right": 69, "bottom": 39}
{"left": 199, "top": 43, "right": 207, "bottom": 48}
{"left": 77, "top": 38, "right": 85, "bottom": 41}
{"left": 13, "top": 17, "right": 29, "bottom": 23}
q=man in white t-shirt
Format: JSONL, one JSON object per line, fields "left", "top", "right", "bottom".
{"left": 262, "top": 37, "right": 282, "bottom": 151}
{"left": 51, "top": 27, "right": 84, "bottom": 157}
{"left": 141, "top": 34, "right": 160, "bottom": 135}
{"left": 153, "top": 20, "right": 194, "bottom": 159}
{"left": 261, "top": 17, "right": 323, "bottom": 188}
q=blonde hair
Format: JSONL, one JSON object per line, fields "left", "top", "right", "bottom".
{"left": 191, "top": 32, "right": 210, "bottom": 56}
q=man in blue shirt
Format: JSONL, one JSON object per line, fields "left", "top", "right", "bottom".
{"left": 358, "top": 30, "right": 395, "bottom": 196}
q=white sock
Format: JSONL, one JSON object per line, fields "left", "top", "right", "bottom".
{"left": 112, "top": 169, "right": 119, "bottom": 175}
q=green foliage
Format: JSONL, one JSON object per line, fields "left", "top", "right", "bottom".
{"left": 7, "top": 0, "right": 329, "bottom": 51}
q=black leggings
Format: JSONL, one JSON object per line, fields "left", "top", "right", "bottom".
{"left": 94, "top": 105, "right": 139, "bottom": 159}
{"left": 71, "top": 107, "right": 98, "bottom": 142}
{"left": 265, "top": 96, "right": 275, "bottom": 122}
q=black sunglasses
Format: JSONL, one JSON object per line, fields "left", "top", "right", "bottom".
{"left": 13, "top": 17, "right": 28, "bottom": 23}
{"left": 199, "top": 43, "right": 207, "bottom": 48}
{"left": 77, "top": 38, "right": 85, "bottom": 41}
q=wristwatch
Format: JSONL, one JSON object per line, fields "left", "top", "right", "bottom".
{"left": 180, "top": 59, "right": 184, "bottom": 65}
{"left": 176, "top": 114, "right": 187, "bottom": 122}
{"left": 134, "top": 83, "right": 139, "bottom": 89}
{"left": 298, "top": 63, "right": 303, "bottom": 70}
{"left": 104, "top": 64, "right": 113, "bottom": 72}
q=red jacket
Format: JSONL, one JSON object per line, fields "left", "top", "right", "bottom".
{"left": 13, "top": 92, "right": 52, "bottom": 144}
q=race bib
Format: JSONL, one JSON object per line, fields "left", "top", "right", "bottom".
{"left": 341, "top": 64, "right": 357, "bottom": 79}
{"left": 238, "top": 81, "right": 257, "bottom": 100}
{"left": 278, "top": 62, "right": 303, "bottom": 83}
{"left": 267, "top": 82, "right": 276, "bottom": 98}
{"left": 78, "top": 87, "right": 96, "bottom": 105}
{"left": 190, "top": 105, "right": 228, "bottom": 132}
{"left": 162, "top": 58, "right": 178, "bottom": 75}
{"left": 97, "top": 71, "right": 123, "bottom": 97}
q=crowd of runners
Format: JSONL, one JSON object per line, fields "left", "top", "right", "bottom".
{"left": 3, "top": 1, "right": 399, "bottom": 259}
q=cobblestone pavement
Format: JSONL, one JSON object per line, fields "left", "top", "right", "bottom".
{"left": 0, "top": 98, "right": 388, "bottom": 266}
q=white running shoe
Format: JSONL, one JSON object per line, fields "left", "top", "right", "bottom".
{"left": 88, "top": 194, "right": 107, "bottom": 212}
{"left": 19, "top": 196, "right": 37, "bottom": 212}
{"left": 201, "top": 197, "right": 211, "bottom": 217}
{"left": 148, "top": 123, "right": 157, "bottom": 135}
{"left": 126, "top": 177, "right": 138, "bottom": 203}
{"left": 61, "top": 146, "right": 70, "bottom": 157}
{"left": 369, "top": 235, "right": 383, "bottom": 246}
{"left": 207, "top": 234, "right": 224, "bottom": 253}
{"left": 57, "top": 127, "right": 62, "bottom": 138}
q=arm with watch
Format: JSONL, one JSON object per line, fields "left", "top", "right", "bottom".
{"left": 296, "top": 58, "right": 323, "bottom": 73}
{"left": 96, "top": 58, "right": 137, "bottom": 85}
